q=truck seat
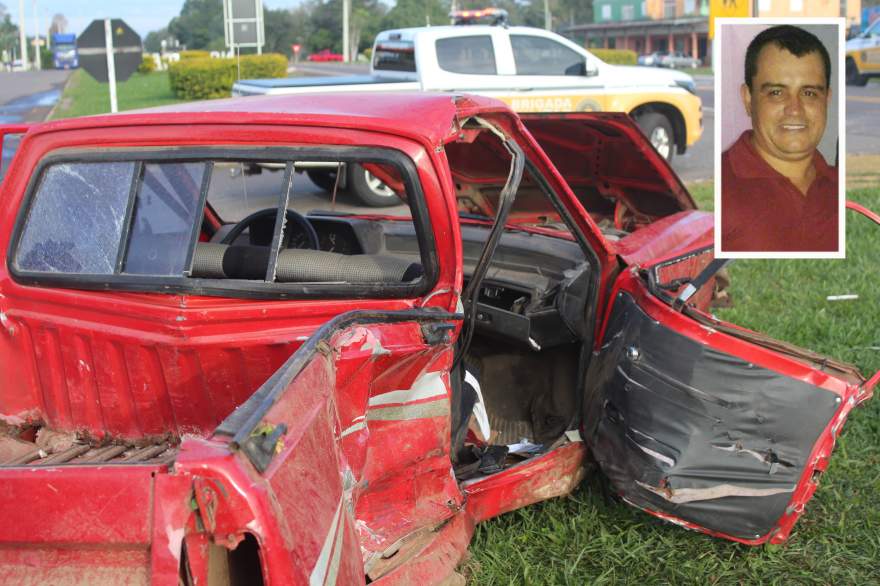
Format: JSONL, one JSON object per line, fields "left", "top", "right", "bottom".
{"left": 191, "top": 243, "right": 422, "bottom": 283}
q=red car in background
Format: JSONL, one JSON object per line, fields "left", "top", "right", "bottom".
{"left": 307, "top": 49, "right": 344, "bottom": 62}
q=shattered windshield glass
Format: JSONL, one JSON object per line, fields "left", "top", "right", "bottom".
{"left": 16, "top": 162, "right": 135, "bottom": 274}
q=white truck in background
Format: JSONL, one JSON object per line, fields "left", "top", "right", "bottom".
{"left": 233, "top": 23, "right": 703, "bottom": 206}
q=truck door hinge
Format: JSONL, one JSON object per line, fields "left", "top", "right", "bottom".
{"left": 421, "top": 322, "right": 457, "bottom": 346}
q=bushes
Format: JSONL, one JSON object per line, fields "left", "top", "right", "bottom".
{"left": 590, "top": 49, "right": 637, "bottom": 65}
{"left": 239, "top": 54, "right": 288, "bottom": 79}
{"left": 179, "top": 50, "right": 211, "bottom": 61}
{"left": 138, "top": 55, "right": 157, "bottom": 74}
{"left": 168, "top": 53, "right": 288, "bottom": 100}
{"left": 169, "top": 58, "right": 236, "bottom": 99}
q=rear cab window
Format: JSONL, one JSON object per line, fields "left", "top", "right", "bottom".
{"left": 11, "top": 148, "right": 436, "bottom": 299}
{"left": 436, "top": 36, "right": 497, "bottom": 75}
{"left": 372, "top": 40, "right": 416, "bottom": 72}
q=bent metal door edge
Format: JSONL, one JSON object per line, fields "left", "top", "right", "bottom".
{"left": 584, "top": 258, "right": 869, "bottom": 545}
{"left": 186, "top": 310, "right": 463, "bottom": 583}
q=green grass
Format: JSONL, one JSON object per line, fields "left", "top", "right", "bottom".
{"left": 50, "top": 70, "right": 185, "bottom": 119}
{"left": 466, "top": 186, "right": 880, "bottom": 584}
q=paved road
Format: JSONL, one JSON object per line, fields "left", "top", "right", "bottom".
{"left": 670, "top": 77, "right": 714, "bottom": 182}
{"left": 845, "top": 84, "right": 880, "bottom": 155}
{"left": 0, "top": 70, "right": 70, "bottom": 124}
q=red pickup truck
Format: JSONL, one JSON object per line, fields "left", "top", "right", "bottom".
{"left": 0, "top": 93, "right": 875, "bottom": 585}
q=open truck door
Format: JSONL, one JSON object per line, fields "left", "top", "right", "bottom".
{"left": 584, "top": 221, "right": 876, "bottom": 545}
{"left": 172, "top": 310, "right": 464, "bottom": 585}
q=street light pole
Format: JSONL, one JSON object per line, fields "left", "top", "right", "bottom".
{"left": 32, "top": 0, "right": 41, "bottom": 70}
{"left": 18, "top": 0, "right": 28, "bottom": 70}
{"left": 544, "top": 0, "right": 551, "bottom": 31}
{"left": 342, "top": 0, "right": 350, "bottom": 63}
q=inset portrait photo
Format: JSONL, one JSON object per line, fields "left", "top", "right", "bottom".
{"left": 715, "top": 19, "right": 846, "bottom": 258}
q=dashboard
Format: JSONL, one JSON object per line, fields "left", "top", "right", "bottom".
{"left": 312, "top": 214, "right": 592, "bottom": 351}
{"left": 214, "top": 211, "right": 592, "bottom": 350}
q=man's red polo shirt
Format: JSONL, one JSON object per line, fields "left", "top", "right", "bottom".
{"left": 721, "top": 130, "right": 838, "bottom": 252}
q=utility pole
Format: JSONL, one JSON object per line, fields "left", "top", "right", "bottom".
{"left": 32, "top": 0, "right": 41, "bottom": 70}
{"left": 342, "top": 0, "right": 350, "bottom": 63}
{"left": 18, "top": 0, "right": 28, "bottom": 70}
{"left": 544, "top": 0, "right": 551, "bottom": 31}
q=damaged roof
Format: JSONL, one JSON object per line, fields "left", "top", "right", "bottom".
{"left": 31, "top": 92, "right": 514, "bottom": 148}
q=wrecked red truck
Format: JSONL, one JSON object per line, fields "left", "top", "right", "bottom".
{"left": 0, "top": 93, "right": 876, "bottom": 585}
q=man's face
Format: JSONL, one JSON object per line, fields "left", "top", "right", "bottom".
{"left": 741, "top": 44, "right": 830, "bottom": 164}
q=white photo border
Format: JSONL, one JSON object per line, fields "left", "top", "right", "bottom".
{"left": 714, "top": 17, "right": 846, "bottom": 259}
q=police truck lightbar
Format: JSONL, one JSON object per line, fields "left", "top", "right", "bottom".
{"left": 449, "top": 7, "right": 509, "bottom": 26}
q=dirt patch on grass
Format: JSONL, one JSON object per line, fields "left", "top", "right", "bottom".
{"left": 847, "top": 154, "right": 880, "bottom": 189}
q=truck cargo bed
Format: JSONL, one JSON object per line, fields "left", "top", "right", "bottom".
{"left": 0, "top": 424, "right": 178, "bottom": 467}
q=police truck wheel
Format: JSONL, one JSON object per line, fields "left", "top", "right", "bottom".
{"left": 306, "top": 169, "right": 338, "bottom": 192}
{"left": 348, "top": 163, "right": 401, "bottom": 207}
{"left": 636, "top": 113, "right": 675, "bottom": 162}
{"left": 846, "top": 58, "right": 868, "bottom": 87}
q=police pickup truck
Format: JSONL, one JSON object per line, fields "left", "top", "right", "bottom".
{"left": 846, "top": 17, "right": 880, "bottom": 86}
{"left": 233, "top": 15, "right": 702, "bottom": 206}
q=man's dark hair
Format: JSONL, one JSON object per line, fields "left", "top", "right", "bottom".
{"left": 744, "top": 25, "right": 831, "bottom": 90}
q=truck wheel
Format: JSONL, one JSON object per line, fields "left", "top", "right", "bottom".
{"left": 846, "top": 58, "right": 868, "bottom": 87}
{"left": 306, "top": 169, "right": 339, "bottom": 192}
{"left": 348, "top": 163, "right": 401, "bottom": 207}
{"left": 636, "top": 112, "right": 674, "bottom": 162}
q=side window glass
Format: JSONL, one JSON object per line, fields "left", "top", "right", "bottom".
{"left": 0, "top": 133, "right": 23, "bottom": 184}
{"left": 123, "top": 162, "right": 207, "bottom": 276}
{"left": 511, "top": 35, "right": 584, "bottom": 76}
{"left": 207, "top": 162, "right": 285, "bottom": 221}
{"left": 436, "top": 36, "right": 496, "bottom": 75}
{"left": 16, "top": 162, "right": 135, "bottom": 274}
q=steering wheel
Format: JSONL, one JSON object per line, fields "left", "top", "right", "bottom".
{"left": 220, "top": 208, "right": 320, "bottom": 250}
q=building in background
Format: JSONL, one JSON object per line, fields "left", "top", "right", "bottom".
{"left": 753, "top": 0, "right": 860, "bottom": 30}
{"left": 565, "top": 0, "right": 710, "bottom": 63}
{"left": 563, "top": 0, "right": 862, "bottom": 67}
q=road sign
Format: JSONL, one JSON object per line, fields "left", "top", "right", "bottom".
{"left": 224, "top": 0, "right": 265, "bottom": 51}
{"left": 77, "top": 19, "right": 142, "bottom": 83}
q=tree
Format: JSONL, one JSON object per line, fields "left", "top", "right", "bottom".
{"left": 167, "top": 0, "right": 225, "bottom": 50}
{"left": 264, "top": 6, "right": 313, "bottom": 56}
{"left": 381, "top": 0, "right": 449, "bottom": 30}
{"left": 0, "top": 4, "right": 19, "bottom": 61}
{"left": 554, "top": 0, "right": 591, "bottom": 29}
{"left": 300, "top": 0, "right": 385, "bottom": 55}
{"left": 49, "top": 13, "right": 68, "bottom": 36}
{"left": 144, "top": 28, "right": 171, "bottom": 53}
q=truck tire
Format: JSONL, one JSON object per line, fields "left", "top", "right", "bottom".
{"left": 347, "top": 163, "right": 401, "bottom": 207}
{"left": 846, "top": 58, "right": 868, "bottom": 87}
{"left": 636, "top": 112, "right": 674, "bottom": 162}
{"left": 306, "top": 169, "right": 339, "bottom": 192}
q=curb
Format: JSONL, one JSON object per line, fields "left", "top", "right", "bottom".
{"left": 44, "top": 70, "right": 77, "bottom": 121}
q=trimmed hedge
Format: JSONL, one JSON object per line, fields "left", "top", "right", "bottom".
{"left": 239, "top": 54, "right": 288, "bottom": 79}
{"left": 590, "top": 48, "right": 637, "bottom": 65}
{"left": 168, "top": 54, "right": 288, "bottom": 100}
{"left": 138, "top": 55, "right": 157, "bottom": 74}
{"left": 179, "top": 50, "right": 211, "bottom": 61}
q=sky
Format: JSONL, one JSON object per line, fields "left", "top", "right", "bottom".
{"left": 4, "top": 0, "right": 305, "bottom": 37}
